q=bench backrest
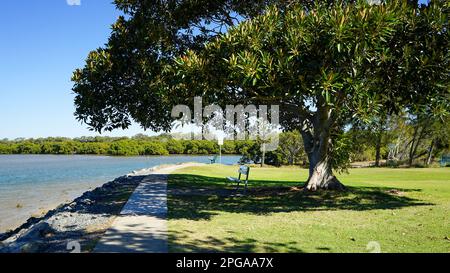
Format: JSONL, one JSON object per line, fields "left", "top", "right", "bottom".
{"left": 238, "top": 166, "right": 250, "bottom": 182}
{"left": 441, "top": 155, "right": 450, "bottom": 166}
{"left": 239, "top": 165, "right": 250, "bottom": 175}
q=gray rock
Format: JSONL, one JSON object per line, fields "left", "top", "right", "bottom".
{"left": 20, "top": 242, "right": 42, "bottom": 253}
{"left": 19, "top": 222, "right": 53, "bottom": 242}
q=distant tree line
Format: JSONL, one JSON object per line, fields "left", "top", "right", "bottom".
{"left": 0, "top": 134, "right": 253, "bottom": 157}
{"left": 347, "top": 112, "right": 449, "bottom": 168}
{"left": 1, "top": 120, "right": 447, "bottom": 168}
{"left": 241, "top": 113, "right": 449, "bottom": 168}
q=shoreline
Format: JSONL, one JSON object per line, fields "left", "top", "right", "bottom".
{"left": 0, "top": 155, "right": 240, "bottom": 234}
{"left": 0, "top": 182, "right": 103, "bottom": 234}
{"left": 0, "top": 162, "right": 201, "bottom": 253}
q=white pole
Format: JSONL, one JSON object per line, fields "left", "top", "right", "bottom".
{"left": 218, "top": 134, "right": 224, "bottom": 165}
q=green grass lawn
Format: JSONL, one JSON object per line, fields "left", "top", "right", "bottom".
{"left": 167, "top": 165, "right": 450, "bottom": 253}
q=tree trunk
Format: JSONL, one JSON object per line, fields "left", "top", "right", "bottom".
{"left": 409, "top": 124, "right": 427, "bottom": 167}
{"left": 374, "top": 117, "right": 385, "bottom": 167}
{"left": 375, "top": 133, "right": 382, "bottom": 167}
{"left": 425, "top": 139, "right": 434, "bottom": 166}
{"left": 408, "top": 126, "right": 419, "bottom": 167}
{"left": 301, "top": 105, "right": 345, "bottom": 191}
{"left": 261, "top": 143, "right": 266, "bottom": 167}
{"left": 288, "top": 156, "right": 294, "bottom": 165}
{"left": 306, "top": 150, "right": 346, "bottom": 191}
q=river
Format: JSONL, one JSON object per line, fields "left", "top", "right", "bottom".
{"left": 0, "top": 154, "right": 241, "bottom": 232}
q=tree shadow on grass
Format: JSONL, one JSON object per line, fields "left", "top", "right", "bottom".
{"left": 168, "top": 229, "right": 305, "bottom": 253}
{"left": 169, "top": 173, "right": 302, "bottom": 189}
{"left": 168, "top": 174, "right": 432, "bottom": 221}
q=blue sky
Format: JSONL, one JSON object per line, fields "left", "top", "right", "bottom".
{"left": 0, "top": 0, "right": 430, "bottom": 139}
{"left": 0, "top": 0, "right": 149, "bottom": 139}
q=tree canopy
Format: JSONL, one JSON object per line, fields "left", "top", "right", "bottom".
{"left": 72, "top": 0, "right": 449, "bottom": 190}
{"left": 171, "top": 0, "right": 448, "bottom": 189}
{"left": 72, "top": 0, "right": 307, "bottom": 132}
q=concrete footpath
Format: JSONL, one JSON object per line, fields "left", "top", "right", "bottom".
{"left": 94, "top": 163, "right": 202, "bottom": 253}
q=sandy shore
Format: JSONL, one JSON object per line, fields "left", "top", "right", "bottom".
{"left": 0, "top": 163, "right": 201, "bottom": 253}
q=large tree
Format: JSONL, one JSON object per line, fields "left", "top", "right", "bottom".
{"left": 73, "top": 0, "right": 448, "bottom": 190}
{"left": 171, "top": 0, "right": 448, "bottom": 190}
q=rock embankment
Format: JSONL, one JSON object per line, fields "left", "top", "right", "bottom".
{"left": 0, "top": 174, "right": 143, "bottom": 253}
{"left": 0, "top": 162, "right": 203, "bottom": 253}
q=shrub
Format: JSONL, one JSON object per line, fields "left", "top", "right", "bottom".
{"left": 165, "top": 139, "right": 185, "bottom": 154}
{"left": 108, "top": 141, "right": 140, "bottom": 156}
{"left": 142, "top": 142, "right": 169, "bottom": 155}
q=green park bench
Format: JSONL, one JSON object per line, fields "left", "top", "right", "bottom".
{"left": 227, "top": 165, "right": 250, "bottom": 191}
{"left": 209, "top": 155, "right": 218, "bottom": 164}
{"left": 440, "top": 155, "right": 450, "bottom": 167}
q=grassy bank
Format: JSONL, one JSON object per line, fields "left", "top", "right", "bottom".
{"left": 167, "top": 165, "right": 450, "bottom": 253}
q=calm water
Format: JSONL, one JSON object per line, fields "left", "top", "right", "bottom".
{"left": 0, "top": 154, "right": 240, "bottom": 232}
